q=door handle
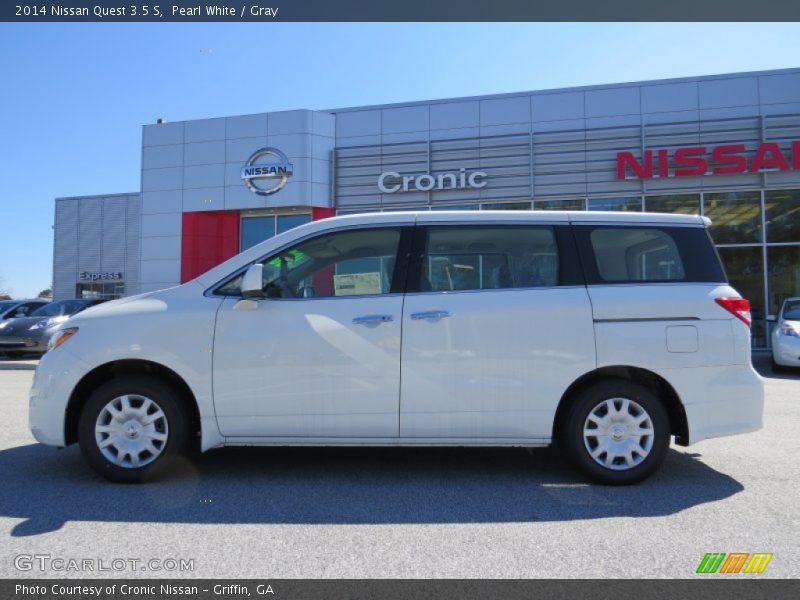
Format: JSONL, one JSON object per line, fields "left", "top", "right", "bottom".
{"left": 352, "top": 314, "right": 394, "bottom": 325}
{"left": 410, "top": 310, "right": 452, "bottom": 320}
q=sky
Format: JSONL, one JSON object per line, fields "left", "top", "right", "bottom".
{"left": 1, "top": 22, "right": 800, "bottom": 298}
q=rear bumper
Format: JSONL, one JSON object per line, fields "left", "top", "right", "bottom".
{"left": 655, "top": 363, "right": 764, "bottom": 445}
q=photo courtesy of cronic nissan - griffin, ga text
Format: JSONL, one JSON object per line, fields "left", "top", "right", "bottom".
{"left": 28, "top": 211, "right": 764, "bottom": 485}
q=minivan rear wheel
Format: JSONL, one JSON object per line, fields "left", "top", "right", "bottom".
{"left": 561, "top": 379, "right": 670, "bottom": 485}
{"left": 78, "top": 375, "right": 191, "bottom": 483}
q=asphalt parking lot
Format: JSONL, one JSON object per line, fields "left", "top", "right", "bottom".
{"left": 0, "top": 354, "right": 798, "bottom": 578}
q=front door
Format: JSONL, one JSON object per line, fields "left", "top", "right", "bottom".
{"left": 400, "top": 222, "right": 595, "bottom": 441}
{"left": 213, "top": 225, "right": 410, "bottom": 438}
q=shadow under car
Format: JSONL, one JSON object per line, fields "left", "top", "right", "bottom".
{"left": 0, "top": 443, "right": 744, "bottom": 537}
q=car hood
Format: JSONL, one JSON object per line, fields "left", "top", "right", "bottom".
{"left": 66, "top": 281, "right": 208, "bottom": 326}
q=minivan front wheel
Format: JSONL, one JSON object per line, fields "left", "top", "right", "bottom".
{"left": 78, "top": 376, "right": 191, "bottom": 483}
{"left": 562, "top": 380, "right": 670, "bottom": 485}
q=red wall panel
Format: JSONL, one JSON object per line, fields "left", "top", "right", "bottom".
{"left": 181, "top": 211, "right": 240, "bottom": 283}
{"left": 311, "top": 207, "right": 336, "bottom": 221}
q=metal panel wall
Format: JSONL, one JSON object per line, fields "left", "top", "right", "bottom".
{"left": 52, "top": 194, "right": 141, "bottom": 300}
{"left": 101, "top": 197, "right": 127, "bottom": 273}
{"left": 125, "top": 194, "right": 141, "bottom": 296}
{"left": 52, "top": 200, "right": 78, "bottom": 300}
{"left": 334, "top": 112, "right": 800, "bottom": 206}
{"left": 77, "top": 197, "right": 103, "bottom": 273}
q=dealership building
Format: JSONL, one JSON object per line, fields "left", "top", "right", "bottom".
{"left": 53, "top": 67, "right": 800, "bottom": 347}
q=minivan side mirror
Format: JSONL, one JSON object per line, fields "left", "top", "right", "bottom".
{"left": 241, "top": 264, "right": 265, "bottom": 300}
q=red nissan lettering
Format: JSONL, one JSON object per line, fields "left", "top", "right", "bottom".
{"left": 712, "top": 144, "right": 748, "bottom": 175}
{"left": 749, "top": 142, "right": 791, "bottom": 173}
{"left": 616, "top": 151, "right": 653, "bottom": 179}
{"left": 674, "top": 146, "right": 708, "bottom": 177}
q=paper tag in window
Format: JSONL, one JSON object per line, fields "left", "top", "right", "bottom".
{"left": 333, "top": 272, "right": 382, "bottom": 296}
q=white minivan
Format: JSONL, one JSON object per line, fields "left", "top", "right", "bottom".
{"left": 29, "top": 211, "right": 763, "bottom": 485}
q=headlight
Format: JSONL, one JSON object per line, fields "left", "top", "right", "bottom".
{"left": 47, "top": 327, "right": 79, "bottom": 352}
{"left": 780, "top": 322, "right": 800, "bottom": 337}
{"left": 29, "top": 318, "right": 56, "bottom": 331}
{"left": 0, "top": 320, "right": 9, "bottom": 330}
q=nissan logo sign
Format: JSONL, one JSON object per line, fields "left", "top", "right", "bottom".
{"left": 241, "top": 147, "right": 294, "bottom": 196}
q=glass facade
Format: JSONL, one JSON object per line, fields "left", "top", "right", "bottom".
{"left": 704, "top": 192, "right": 762, "bottom": 245}
{"left": 240, "top": 212, "right": 311, "bottom": 251}
{"left": 588, "top": 197, "right": 642, "bottom": 212}
{"left": 77, "top": 282, "right": 125, "bottom": 300}
{"left": 765, "top": 189, "right": 800, "bottom": 243}
{"left": 535, "top": 199, "right": 585, "bottom": 211}
{"left": 767, "top": 246, "right": 800, "bottom": 315}
{"left": 481, "top": 201, "right": 532, "bottom": 210}
{"left": 717, "top": 246, "right": 767, "bottom": 347}
{"left": 643, "top": 194, "right": 701, "bottom": 215}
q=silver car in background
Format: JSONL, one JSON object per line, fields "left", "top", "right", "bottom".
{"left": 0, "top": 299, "right": 48, "bottom": 321}
{"left": 771, "top": 297, "right": 800, "bottom": 372}
{"left": 0, "top": 299, "right": 104, "bottom": 357}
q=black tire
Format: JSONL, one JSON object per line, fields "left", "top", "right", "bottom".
{"left": 78, "top": 375, "right": 192, "bottom": 483}
{"left": 560, "top": 379, "right": 670, "bottom": 485}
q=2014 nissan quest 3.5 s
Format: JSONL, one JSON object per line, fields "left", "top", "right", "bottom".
{"left": 29, "top": 211, "right": 764, "bottom": 485}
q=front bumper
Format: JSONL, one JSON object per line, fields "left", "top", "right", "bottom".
{"left": 0, "top": 331, "right": 50, "bottom": 353}
{"left": 772, "top": 334, "right": 800, "bottom": 367}
{"left": 29, "top": 347, "right": 89, "bottom": 447}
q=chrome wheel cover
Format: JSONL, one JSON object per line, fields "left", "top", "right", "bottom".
{"left": 583, "top": 397, "right": 655, "bottom": 471}
{"left": 94, "top": 394, "right": 169, "bottom": 469}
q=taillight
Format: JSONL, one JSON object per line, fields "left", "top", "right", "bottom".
{"left": 715, "top": 297, "right": 751, "bottom": 327}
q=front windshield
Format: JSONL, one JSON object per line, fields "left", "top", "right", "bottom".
{"left": 783, "top": 300, "right": 800, "bottom": 321}
{"left": 30, "top": 300, "right": 88, "bottom": 318}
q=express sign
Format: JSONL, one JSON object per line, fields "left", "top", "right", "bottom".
{"left": 79, "top": 271, "right": 123, "bottom": 281}
{"left": 617, "top": 141, "right": 800, "bottom": 180}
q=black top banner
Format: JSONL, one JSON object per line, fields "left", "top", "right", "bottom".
{"left": 3, "top": 0, "right": 800, "bottom": 22}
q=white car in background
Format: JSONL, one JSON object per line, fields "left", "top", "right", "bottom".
{"left": 29, "top": 211, "right": 764, "bottom": 485}
{"left": 771, "top": 297, "right": 800, "bottom": 372}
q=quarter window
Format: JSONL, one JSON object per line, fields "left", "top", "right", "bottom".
{"left": 590, "top": 228, "right": 685, "bottom": 282}
{"left": 576, "top": 225, "right": 725, "bottom": 284}
{"left": 418, "top": 226, "right": 560, "bottom": 292}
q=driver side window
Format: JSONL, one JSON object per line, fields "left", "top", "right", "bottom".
{"left": 221, "top": 227, "right": 403, "bottom": 299}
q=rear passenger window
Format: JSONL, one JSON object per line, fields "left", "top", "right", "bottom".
{"left": 575, "top": 225, "right": 726, "bottom": 285}
{"left": 590, "top": 228, "right": 685, "bottom": 282}
{"left": 419, "top": 226, "right": 559, "bottom": 292}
